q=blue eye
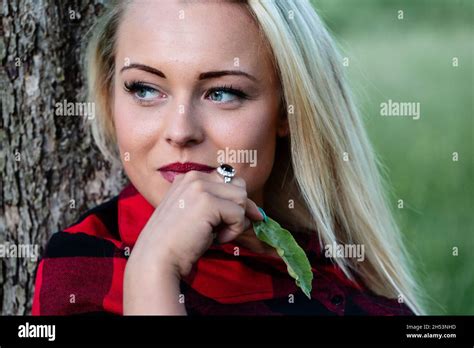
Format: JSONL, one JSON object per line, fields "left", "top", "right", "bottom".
{"left": 135, "top": 86, "right": 158, "bottom": 100}
{"left": 124, "top": 81, "right": 248, "bottom": 105}
{"left": 208, "top": 90, "right": 237, "bottom": 103}
{"left": 206, "top": 85, "right": 248, "bottom": 103}
{"left": 124, "top": 81, "right": 162, "bottom": 102}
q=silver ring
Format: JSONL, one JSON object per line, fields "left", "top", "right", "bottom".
{"left": 217, "top": 163, "right": 236, "bottom": 184}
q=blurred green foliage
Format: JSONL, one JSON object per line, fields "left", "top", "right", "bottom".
{"left": 311, "top": 0, "right": 473, "bottom": 314}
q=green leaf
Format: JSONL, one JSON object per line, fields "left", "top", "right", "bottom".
{"left": 252, "top": 215, "right": 313, "bottom": 299}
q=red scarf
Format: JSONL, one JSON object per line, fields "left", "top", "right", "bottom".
{"left": 32, "top": 184, "right": 412, "bottom": 315}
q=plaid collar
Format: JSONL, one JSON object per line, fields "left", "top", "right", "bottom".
{"left": 117, "top": 184, "right": 155, "bottom": 246}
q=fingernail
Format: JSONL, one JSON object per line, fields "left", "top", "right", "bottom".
{"left": 257, "top": 207, "right": 268, "bottom": 222}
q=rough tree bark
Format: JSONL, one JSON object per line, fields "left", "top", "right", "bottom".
{"left": 1, "top": 0, "right": 125, "bottom": 315}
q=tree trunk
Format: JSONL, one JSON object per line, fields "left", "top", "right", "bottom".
{"left": 1, "top": 0, "right": 125, "bottom": 315}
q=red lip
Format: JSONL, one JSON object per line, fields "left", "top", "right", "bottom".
{"left": 158, "top": 162, "right": 216, "bottom": 183}
{"left": 159, "top": 162, "right": 216, "bottom": 172}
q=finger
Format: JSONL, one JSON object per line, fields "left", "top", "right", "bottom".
{"left": 179, "top": 170, "right": 216, "bottom": 184}
{"left": 191, "top": 179, "right": 264, "bottom": 222}
{"left": 208, "top": 170, "right": 263, "bottom": 221}
{"left": 207, "top": 167, "right": 246, "bottom": 188}
{"left": 210, "top": 198, "right": 247, "bottom": 244}
{"left": 178, "top": 167, "right": 244, "bottom": 189}
{"left": 179, "top": 170, "right": 264, "bottom": 222}
{"left": 218, "top": 216, "right": 256, "bottom": 244}
{"left": 246, "top": 198, "right": 265, "bottom": 221}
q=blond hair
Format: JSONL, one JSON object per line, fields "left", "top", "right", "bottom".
{"left": 85, "top": 0, "right": 424, "bottom": 314}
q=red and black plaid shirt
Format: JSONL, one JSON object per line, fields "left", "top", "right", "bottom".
{"left": 32, "top": 184, "right": 414, "bottom": 315}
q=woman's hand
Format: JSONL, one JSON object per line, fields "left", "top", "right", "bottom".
{"left": 123, "top": 169, "right": 264, "bottom": 314}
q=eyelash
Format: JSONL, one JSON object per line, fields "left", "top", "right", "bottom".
{"left": 207, "top": 84, "right": 248, "bottom": 100}
{"left": 123, "top": 81, "right": 162, "bottom": 105}
{"left": 123, "top": 80, "right": 249, "bottom": 105}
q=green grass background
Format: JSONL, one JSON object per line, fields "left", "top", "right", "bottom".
{"left": 311, "top": 0, "right": 473, "bottom": 314}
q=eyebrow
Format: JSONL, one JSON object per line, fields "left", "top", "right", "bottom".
{"left": 120, "top": 63, "right": 257, "bottom": 82}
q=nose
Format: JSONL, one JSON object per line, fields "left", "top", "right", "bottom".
{"left": 163, "top": 98, "right": 204, "bottom": 148}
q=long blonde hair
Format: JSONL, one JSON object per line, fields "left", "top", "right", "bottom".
{"left": 85, "top": 0, "right": 424, "bottom": 314}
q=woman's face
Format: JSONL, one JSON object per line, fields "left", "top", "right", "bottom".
{"left": 113, "top": 0, "right": 288, "bottom": 207}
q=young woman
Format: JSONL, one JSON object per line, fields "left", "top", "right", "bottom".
{"left": 33, "top": 0, "right": 423, "bottom": 315}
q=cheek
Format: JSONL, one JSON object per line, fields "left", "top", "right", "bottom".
{"left": 113, "top": 96, "right": 163, "bottom": 189}
{"left": 113, "top": 97, "right": 158, "bottom": 157}
{"left": 210, "top": 106, "right": 278, "bottom": 192}
{"left": 244, "top": 122, "right": 277, "bottom": 190}
{"left": 113, "top": 98, "right": 167, "bottom": 207}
